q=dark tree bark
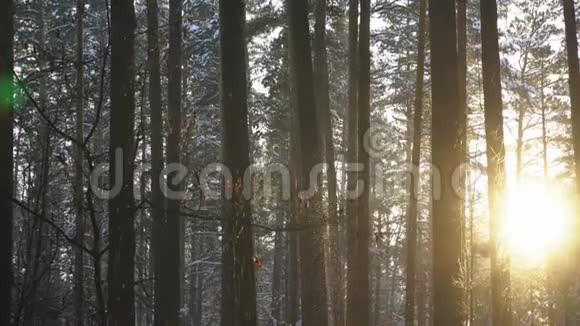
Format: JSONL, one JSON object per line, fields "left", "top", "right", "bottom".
{"left": 457, "top": 0, "right": 467, "bottom": 122}
{"left": 271, "top": 211, "right": 285, "bottom": 325}
{"left": 429, "top": 0, "right": 464, "bottom": 324}
{"left": 563, "top": 0, "right": 580, "bottom": 323}
{"left": 345, "top": 0, "right": 359, "bottom": 325}
{"left": 372, "top": 214, "right": 383, "bottom": 326}
{"left": 165, "top": 0, "right": 183, "bottom": 321}
{"left": 312, "top": 1, "right": 343, "bottom": 325}
{"left": 352, "top": 0, "right": 371, "bottom": 323}
{"left": 287, "top": 164, "right": 300, "bottom": 326}
{"left": 73, "top": 0, "right": 85, "bottom": 323}
{"left": 457, "top": 0, "right": 468, "bottom": 163}
{"left": 145, "top": 0, "right": 166, "bottom": 323}
{"left": 87, "top": 33, "right": 108, "bottom": 326}
{"left": 456, "top": 0, "right": 469, "bottom": 322}
{"left": 480, "top": 1, "right": 513, "bottom": 325}
{"left": 107, "top": 0, "right": 136, "bottom": 323}
{"left": 457, "top": 0, "right": 468, "bottom": 292}
{"left": 0, "top": 0, "right": 14, "bottom": 323}
{"left": 137, "top": 146, "right": 149, "bottom": 326}
{"left": 286, "top": 33, "right": 301, "bottom": 326}
{"left": 219, "top": 0, "right": 258, "bottom": 325}
{"left": 287, "top": 0, "right": 329, "bottom": 324}
{"left": 404, "top": 0, "right": 426, "bottom": 324}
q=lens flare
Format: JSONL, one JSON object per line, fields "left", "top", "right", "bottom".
{"left": 0, "top": 77, "right": 13, "bottom": 108}
{"left": 501, "top": 179, "right": 573, "bottom": 266}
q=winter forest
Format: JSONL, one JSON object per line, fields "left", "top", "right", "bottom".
{"left": 5, "top": 0, "right": 580, "bottom": 325}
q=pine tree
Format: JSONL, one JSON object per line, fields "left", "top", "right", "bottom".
{"left": 219, "top": 0, "right": 258, "bottom": 325}
{"left": 345, "top": 1, "right": 359, "bottom": 325}
{"left": 107, "top": 0, "right": 136, "bottom": 323}
{"left": 313, "top": 1, "right": 343, "bottom": 325}
{"left": 145, "top": 0, "right": 166, "bottom": 323}
{"left": 0, "top": 0, "right": 14, "bottom": 323}
{"left": 563, "top": 0, "right": 580, "bottom": 322}
{"left": 287, "top": 0, "right": 330, "bottom": 324}
{"left": 429, "top": 0, "right": 464, "bottom": 324}
{"left": 165, "top": 0, "right": 183, "bottom": 321}
{"left": 481, "top": 0, "right": 513, "bottom": 325}
{"left": 352, "top": 0, "right": 371, "bottom": 324}
{"left": 456, "top": 0, "right": 468, "bottom": 322}
{"left": 73, "top": 0, "right": 85, "bottom": 323}
{"left": 288, "top": 109, "right": 301, "bottom": 326}
{"left": 404, "top": 0, "right": 427, "bottom": 324}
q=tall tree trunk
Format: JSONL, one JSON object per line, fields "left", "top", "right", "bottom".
{"left": 345, "top": 0, "right": 359, "bottom": 325}
{"left": 468, "top": 170, "right": 475, "bottom": 326}
{"left": 137, "top": 152, "right": 148, "bottom": 326}
{"left": 563, "top": 0, "right": 580, "bottom": 323}
{"left": 219, "top": 1, "right": 258, "bottom": 325}
{"left": 89, "top": 106, "right": 106, "bottom": 326}
{"left": 271, "top": 211, "right": 285, "bottom": 326}
{"left": 165, "top": 0, "right": 183, "bottom": 321}
{"left": 73, "top": 0, "right": 86, "bottom": 323}
{"left": 313, "top": 1, "right": 343, "bottom": 325}
{"left": 404, "top": 0, "right": 426, "bottom": 324}
{"left": 287, "top": 0, "right": 330, "bottom": 324}
{"left": 145, "top": 0, "right": 166, "bottom": 323}
{"left": 429, "top": 0, "right": 464, "bottom": 324}
{"left": 480, "top": 0, "right": 512, "bottom": 325}
{"left": 456, "top": 2, "right": 468, "bottom": 318}
{"left": 107, "top": 0, "right": 136, "bottom": 322}
{"left": 542, "top": 58, "right": 558, "bottom": 326}
{"left": 287, "top": 44, "right": 301, "bottom": 326}
{"left": 457, "top": 0, "right": 467, "bottom": 133}
{"left": 416, "top": 261, "right": 427, "bottom": 326}
{"left": 0, "top": 0, "right": 14, "bottom": 323}
{"left": 373, "top": 214, "right": 383, "bottom": 326}
{"left": 287, "top": 108, "right": 301, "bottom": 326}
{"left": 350, "top": 0, "right": 371, "bottom": 323}
{"left": 457, "top": 2, "right": 471, "bottom": 324}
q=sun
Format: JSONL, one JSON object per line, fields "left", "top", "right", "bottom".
{"left": 501, "top": 179, "right": 573, "bottom": 266}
